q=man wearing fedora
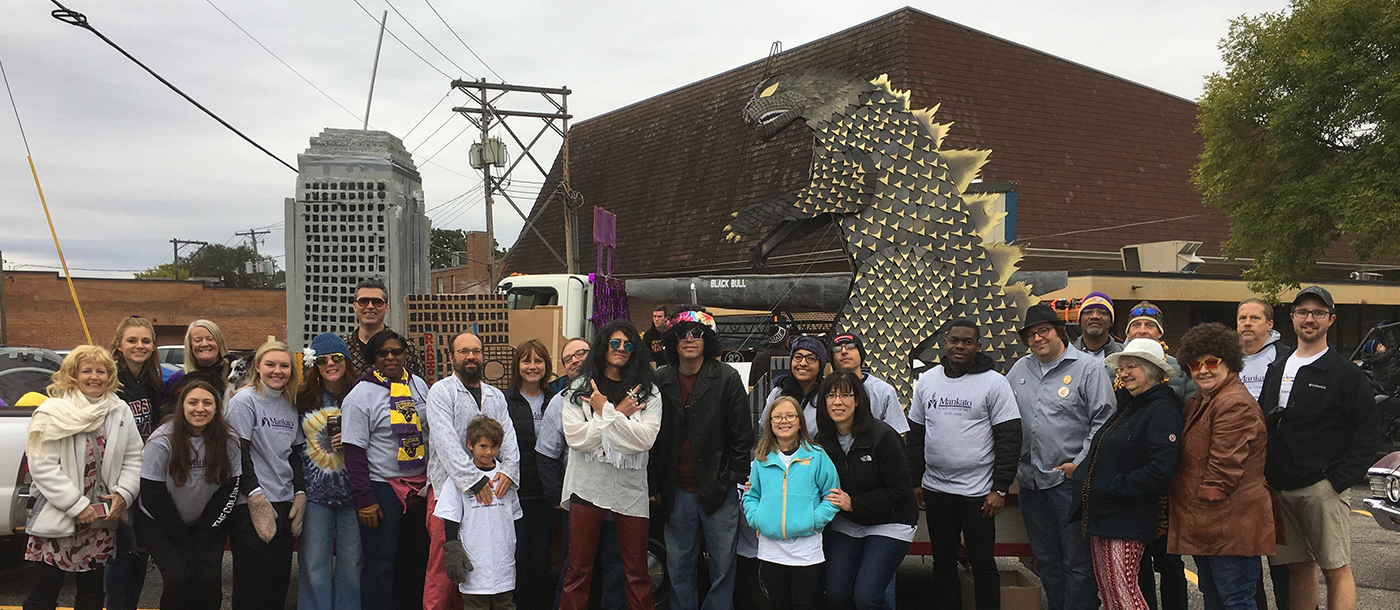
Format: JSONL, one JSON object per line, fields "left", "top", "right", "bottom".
{"left": 1258, "top": 286, "right": 1379, "bottom": 610}
{"left": 1006, "top": 304, "right": 1115, "bottom": 610}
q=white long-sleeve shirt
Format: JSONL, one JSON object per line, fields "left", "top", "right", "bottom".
{"left": 560, "top": 377, "right": 662, "bottom": 518}
{"left": 424, "top": 375, "right": 520, "bottom": 494}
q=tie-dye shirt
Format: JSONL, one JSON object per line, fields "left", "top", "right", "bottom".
{"left": 301, "top": 391, "right": 353, "bottom": 507}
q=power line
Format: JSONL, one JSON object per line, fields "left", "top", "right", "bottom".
{"left": 409, "top": 112, "right": 458, "bottom": 154}
{"left": 349, "top": 0, "right": 453, "bottom": 80}
{"left": 402, "top": 90, "right": 451, "bottom": 140}
{"left": 382, "top": 0, "right": 475, "bottom": 78}
{"left": 48, "top": 1, "right": 296, "bottom": 172}
{"left": 202, "top": 0, "right": 363, "bottom": 125}
{"left": 422, "top": 123, "right": 472, "bottom": 164}
{"left": 421, "top": 0, "right": 504, "bottom": 81}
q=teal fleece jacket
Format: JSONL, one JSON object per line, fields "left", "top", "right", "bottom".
{"left": 743, "top": 443, "right": 841, "bottom": 540}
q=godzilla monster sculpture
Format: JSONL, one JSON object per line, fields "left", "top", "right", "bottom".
{"left": 726, "top": 69, "right": 1035, "bottom": 409}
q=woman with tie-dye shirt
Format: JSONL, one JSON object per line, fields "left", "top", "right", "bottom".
{"left": 295, "top": 333, "right": 362, "bottom": 610}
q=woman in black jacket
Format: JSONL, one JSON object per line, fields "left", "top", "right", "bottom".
{"left": 105, "top": 316, "right": 164, "bottom": 610}
{"left": 1074, "top": 338, "right": 1182, "bottom": 610}
{"left": 137, "top": 380, "right": 242, "bottom": 610}
{"left": 814, "top": 370, "right": 918, "bottom": 610}
{"left": 505, "top": 339, "right": 557, "bottom": 610}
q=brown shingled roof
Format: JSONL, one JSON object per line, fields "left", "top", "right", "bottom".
{"left": 499, "top": 8, "right": 1264, "bottom": 279}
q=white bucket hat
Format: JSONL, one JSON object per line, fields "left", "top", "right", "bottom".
{"left": 1104, "top": 338, "right": 1175, "bottom": 379}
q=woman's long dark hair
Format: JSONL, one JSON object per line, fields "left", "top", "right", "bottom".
{"left": 295, "top": 359, "right": 360, "bottom": 414}
{"left": 570, "top": 320, "right": 654, "bottom": 404}
{"left": 814, "top": 369, "right": 874, "bottom": 443}
{"left": 165, "top": 380, "right": 235, "bottom": 487}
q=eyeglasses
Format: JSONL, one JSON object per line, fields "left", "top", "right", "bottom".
{"left": 679, "top": 329, "right": 705, "bottom": 342}
{"left": 1116, "top": 361, "right": 1142, "bottom": 373}
{"left": 563, "top": 348, "right": 590, "bottom": 364}
{"left": 1187, "top": 356, "right": 1223, "bottom": 372}
{"left": 1291, "top": 308, "right": 1332, "bottom": 320}
{"left": 1025, "top": 326, "right": 1056, "bottom": 340}
{"left": 826, "top": 392, "right": 855, "bottom": 400}
{"left": 1131, "top": 306, "right": 1160, "bottom": 317}
{"left": 355, "top": 297, "right": 387, "bottom": 308}
{"left": 375, "top": 348, "right": 406, "bottom": 358}
{"left": 314, "top": 354, "right": 346, "bottom": 366}
{"left": 770, "top": 413, "right": 799, "bottom": 423}
{"left": 831, "top": 343, "right": 858, "bottom": 354}
{"left": 791, "top": 352, "right": 820, "bottom": 365}
{"left": 608, "top": 339, "right": 635, "bottom": 353}
{"left": 454, "top": 348, "right": 483, "bottom": 357}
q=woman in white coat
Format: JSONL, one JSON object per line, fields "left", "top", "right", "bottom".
{"left": 23, "top": 345, "right": 144, "bottom": 610}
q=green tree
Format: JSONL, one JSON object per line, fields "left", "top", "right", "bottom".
{"left": 430, "top": 228, "right": 507, "bottom": 269}
{"left": 137, "top": 244, "right": 285, "bottom": 289}
{"left": 1195, "top": 0, "right": 1400, "bottom": 298}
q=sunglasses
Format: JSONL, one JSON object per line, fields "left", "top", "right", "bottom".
{"left": 375, "top": 348, "right": 406, "bottom": 358}
{"left": 608, "top": 339, "right": 635, "bottom": 353}
{"left": 1187, "top": 356, "right": 1223, "bottom": 372}
{"left": 1130, "top": 306, "right": 1160, "bottom": 317}
{"left": 314, "top": 353, "right": 346, "bottom": 366}
{"left": 832, "top": 342, "right": 858, "bottom": 354}
{"left": 679, "top": 329, "right": 705, "bottom": 342}
{"left": 355, "top": 297, "right": 387, "bottom": 307}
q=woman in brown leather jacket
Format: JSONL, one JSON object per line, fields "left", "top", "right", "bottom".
{"left": 1169, "top": 323, "right": 1275, "bottom": 610}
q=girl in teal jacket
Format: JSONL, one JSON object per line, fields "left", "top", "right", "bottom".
{"left": 743, "top": 396, "right": 841, "bottom": 610}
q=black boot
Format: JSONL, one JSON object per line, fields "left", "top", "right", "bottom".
{"left": 72, "top": 593, "right": 104, "bottom": 610}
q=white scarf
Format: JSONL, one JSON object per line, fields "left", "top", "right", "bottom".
{"left": 26, "top": 392, "right": 116, "bottom": 458}
{"left": 571, "top": 378, "right": 646, "bottom": 471}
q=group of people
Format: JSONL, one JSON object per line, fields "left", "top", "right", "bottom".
{"left": 19, "top": 278, "right": 1379, "bottom": 610}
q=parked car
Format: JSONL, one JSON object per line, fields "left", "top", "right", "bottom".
{"left": 0, "top": 347, "right": 64, "bottom": 538}
{"left": 1365, "top": 450, "right": 1400, "bottom": 532}
{"left": 157, "top": 345, "right": 184, "bottom": 382}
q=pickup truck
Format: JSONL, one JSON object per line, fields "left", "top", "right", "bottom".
{"left": 0, "top": 347, "right": 64, "bottom": 539}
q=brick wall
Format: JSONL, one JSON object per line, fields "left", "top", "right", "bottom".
{"left": 430, "top": 231, "right": 492, "bottom": 294}
{"left": 2, "top": 271, "right": 286, "bottom": 351}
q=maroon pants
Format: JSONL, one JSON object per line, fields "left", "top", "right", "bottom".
{"left": 559, "top": 501, "right": 653, "bottom": 610}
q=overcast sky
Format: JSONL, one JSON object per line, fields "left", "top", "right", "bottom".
{"left": 1, "top": 0, "right": 1288, "bottom": 278}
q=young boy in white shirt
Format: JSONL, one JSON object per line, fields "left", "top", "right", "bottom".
{"left": 435, "top": 415, "right": 523, "bottom": 610}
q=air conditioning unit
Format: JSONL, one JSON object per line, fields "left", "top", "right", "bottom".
{"left": 469, "top": 138, "right": 508, "bottom": 169}
{"left": 1121, "top": 241, "right": 1204, "bottom": 273}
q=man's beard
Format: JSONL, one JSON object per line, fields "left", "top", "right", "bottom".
{"left": 454, "top": 361, "right": 482, "bottom": 384}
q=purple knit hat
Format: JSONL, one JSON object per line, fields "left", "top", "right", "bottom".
{"left": 790, "top": 336, "right": 828, "bottom": 369}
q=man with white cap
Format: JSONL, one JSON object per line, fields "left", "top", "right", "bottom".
{"left": 1006, "top": 304, "right": 1115, "bottom": 610}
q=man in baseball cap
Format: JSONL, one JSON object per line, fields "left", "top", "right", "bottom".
{"left": 829, "top": 333, "right": 910, "bottom": 434}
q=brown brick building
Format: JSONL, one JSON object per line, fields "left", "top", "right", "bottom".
{"left": 2, "top": 271, "right": 286, "bottom": 351}
{"left": 501, "top": 8, "right": 1400, "bottom": 351}
{"left": 429, "top": 230, "right": 493, "bottom": 295}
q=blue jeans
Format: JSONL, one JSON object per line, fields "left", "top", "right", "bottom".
{"left": 554, "top": 510, "right": 626, "bottom": 610}
{"left": 1194, "top": 556, "right": 1260, "bottom": 610}
{"left": 1020, "top": 484, "right": 1099, "bottom": 610}
{"left": 105, "top": 521, "right": 148, "bottom": 610}
{"left": 823, "top": 530, "right": 911, "bottom": 610}
{"left": 299, "top": 501, "right": 363, "bottom": 610}
{"left": 666, "top": 487, "right": 741, "bottom": 610}
{"left": 360, "top": 481, "right": 429, "bottom": 610}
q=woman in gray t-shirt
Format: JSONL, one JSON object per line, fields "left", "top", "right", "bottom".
{"left": 136, "top": 380, "right": 241, "bottom": 610}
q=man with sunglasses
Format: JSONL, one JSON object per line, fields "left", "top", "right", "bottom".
{"left": 650, "top": 306, "right": 753, "bottom": 610}
{"left": 1006, "top": 304, "right": 1114, "bottom": 610}
{"left": 829, "top": 333, "right": 911, "bottom": 435}
{"left": 1258, "top": 286, "right": 1379, "bottom": 610}
{"left": 423, "top": 332, "right": 519, "bottom": 610}
{"left": 343, "top": 278, "right": 424, "bottom": 378}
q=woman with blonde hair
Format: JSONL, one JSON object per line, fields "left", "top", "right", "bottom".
{"left": 104, "top": 316, "right": 163, "bottom": 610}
{"left": 226, "top": 340, "right": 307, "bottom": 610}
{"left": 164, "top": 319, "right": 233, "bottom": 411}
{"left": 23, "top": 345, "right": 145, "bottom": 610}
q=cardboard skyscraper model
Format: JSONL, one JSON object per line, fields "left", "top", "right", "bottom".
{"left": 727, "top": 70, "right": 1035, "bottom": 409}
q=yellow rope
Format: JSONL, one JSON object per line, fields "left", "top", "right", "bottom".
{"left": 29, "top": 155, "right": 92, "bottom": 345}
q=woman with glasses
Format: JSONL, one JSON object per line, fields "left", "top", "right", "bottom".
{"left": 763, "top": 336, "right": 829, "bottom": 435}
{"left": 341, "top": 330, "right": 432, "bottom": 610}
{"left": 164, "top": 319, "right": 233, "bottom": 413}
{"left": 558, "top": 320, "right": 662, "bottom": 610}
{"left": 813, "top": 370, "right": 917, "bottom": 610}
{"left": 1168, "top": 324, "right": 1274, "bottom": 610}
{"left": 294, "top": 333, "right": 362, "bottom": 610}
{"left": 226, "top": 340, "right": 306, "bottom": 610}
{"left": 1073, "top": 338, "right": 1183, "bottom": 610}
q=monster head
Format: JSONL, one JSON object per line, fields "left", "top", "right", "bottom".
{"left": 742, "top": 69, "right": 876, "bottom": 139}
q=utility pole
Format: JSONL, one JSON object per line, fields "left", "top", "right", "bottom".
{"left": 235, "top": 228, "right": 272, "bottom": 258}
{"left": 170, "top": 239, "right": 208, "bottom": 280}
{"left": 0, "top": 250, "right": 7, "bottom": 346}
{"left": 363, "top": 11, "right": 388, "bottom": 130}
{"left": 451, "top": 80, "right": 572, "bottom": 286}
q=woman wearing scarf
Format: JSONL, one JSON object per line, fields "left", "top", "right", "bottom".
{"left": 226, "top": 341, "right": 306, "bottom": 610}
{"left": 104, "top": 315, "right": 164, "bottom": 610}
{"left": 762, "top": 336, "right": 828, "bottom": 436}
{"left": 342, "top": 330, "right": 432, "bottom": 610}
{"left": 559, "top": 320, "right": 662, "bottom": 610}
{"left": 163, "top": 319, "right": 233, "bottom": 414}
{"left": 23, "top": 345, "right": 144, "bottom": 610}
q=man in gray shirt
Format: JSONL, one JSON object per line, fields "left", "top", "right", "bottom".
{"left": 1006, "top": 304, "right": 1114, "bottom": 610}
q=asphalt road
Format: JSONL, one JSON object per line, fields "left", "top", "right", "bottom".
{"left": 0, "top": 486, "right": 1396, "bottom": 609}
